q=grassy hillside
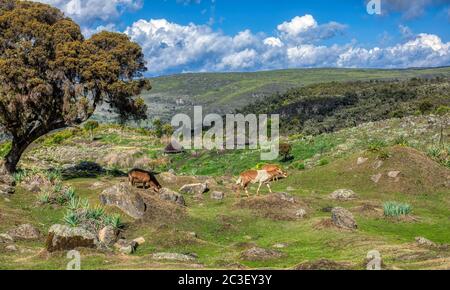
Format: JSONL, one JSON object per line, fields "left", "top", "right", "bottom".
{"left": 132, "top": 67, "right": 450, "bottom": 122}
{"left": 0, "top": 114, "right": 449, "bottom": 270}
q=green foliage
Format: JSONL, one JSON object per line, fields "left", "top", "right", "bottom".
{"left": 0, "top": 141, "right": 11, "bottom": 158}
{"left": 86, "top": 206, "right": 106, "bottom": 221}
{"left": 393, "top": 136, "right": 409, "bottom": 147}
{"left": 12, "top": 170, "right": 27, "bottom": 184}
{"left": 84, "top": 120, "right": 100, "bottom": 140}
{"left": 435, "top": 105, "right": 450, "bottom": 116}
{"left": 64, "top": 210, "right": 80, "bottom": 228}
{"left": 103, "top": 214, "right": 124, "bottom": 230}
{"left": 37, "top": 193, "right": 51, "bottom": 205}
{"left": 377, "top": 149, "right": 392, "bottom": 160}
{"left": 43, "top": 130, "right": 75, "bottom": 146}
{"left": 367, "top": 139, "right": 387, "bottom": 152}
{"left": 292, "top": 162, "right": 306, "bottom": 170}
{"left": 418, "top": 100, "right": 434, "bottom": 114}
{"left": 318, "top": 159, "right": 329, "bottom": 166}
{"left": 384, "top": 202, "right": 412, "bottom": 217}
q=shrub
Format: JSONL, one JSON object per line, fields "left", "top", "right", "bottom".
{"left": 103, "top": 214, "right": 124, "bottom": 230}
{"left": 383, "top": 202, "right": 412, "bottom": 217}
{"left": 292, "top": 162, "right": 306, "bottom": 170}
{"left": 393, "top": 136, "right": 409, "bottom": 147}
{"left": 43, "top": 130, "right": 74, "bottom": 146}
{"left": 279, "top": 143, "right": 293, "bottom": 161}
{"left": 37, "top": 193, "right": 51, "bottom": 205}
{"left": 367, "top": 139, "right": 387, "bottom": 152}
{"left": 318, "top": 159, "right": 329, "bottom": 166}
{"left": 86, "top": 206, "right": 106, "bottom": 221}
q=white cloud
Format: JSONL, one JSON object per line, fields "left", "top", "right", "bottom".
{"left": 124, "top": 14, "right": 450, "bottom": 74}
{"left": 277, "top": 15, "right": 318, "bottom": 37}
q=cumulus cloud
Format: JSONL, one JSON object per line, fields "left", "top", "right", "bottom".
{"left": 124, "top": 14, "right": 450, "bottom": 75}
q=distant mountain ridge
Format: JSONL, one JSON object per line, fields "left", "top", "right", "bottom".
{"left": 93, "top": 67, "right": 450, "bottom": 124}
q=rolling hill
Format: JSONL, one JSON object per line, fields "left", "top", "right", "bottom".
{"left": 133, "top": 67, "right": 450, "bottom": 123}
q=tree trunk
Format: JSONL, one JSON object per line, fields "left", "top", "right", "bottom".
{"left": 4, "top": 138, "right": 31, "bottom": 174}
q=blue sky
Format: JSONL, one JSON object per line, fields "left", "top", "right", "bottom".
{"left": 37, "top": 0, "right": 450, "bottom": 75}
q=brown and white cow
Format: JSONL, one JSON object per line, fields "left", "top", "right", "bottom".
{"left": 261, "top": 164, "right": 287, "bottom": 181}
{"left": 234, "top": 168, "right": 287, "bottom": 197}
{"left": 128, "top": 169, "right": 162, "bottom": 192}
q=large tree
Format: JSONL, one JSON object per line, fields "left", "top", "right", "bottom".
{"left": 0, "top": 0, "right": 150, "bottom": 174}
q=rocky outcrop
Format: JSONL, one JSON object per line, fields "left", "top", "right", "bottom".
{"left": 159, "top": 188, "right": 186, "bottom": 206}
{"left": 100, "top": 184, "right": 146, "bottom": 219}
{"left": 114, "top": 239, "right": 138, "bottom": 255}
{"left": 0, "top": 233, "right": 14, "bottom": 244}
{"left": 330, "top": 189, "right": 357, "bottom": 201}
{"left": 46, "top": 224, "right": 98, "bottom": 252}
{"left": 7, "top": 224, "right": 40, "bottom": 240}
{"left": 331, "top": 207, "right": 357, "bottom": 230}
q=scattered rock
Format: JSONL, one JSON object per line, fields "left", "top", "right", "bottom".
{"left": 331, "top": 207, "right": 357, "bottom": 230}
{"left": 46, "top": 224, "right": 98, "bottom": 252}
{"left": 0, "top": 233, "right": 14, "bottom": 244}
{"left": 133, "top": 237, "right": 145, "bottom": 246}
{"left": 5, "top": 245, "right": 17, "bottom": 252}
{"left": 187, "top": 232, "right": 197, "bottom": 238}
{"left": 273, "top": 243, "right": 288, "bottom": 249}
{"left": 179, "top": 183, "right": 209, "bottom": 195}
{"left": 373, "top": 160, "right": 383, "bottom": 170}
{"left": 276, "top": 192, "right": 295, "bottom": 203}
{"left": 294, "top": 259, "right": 351, "bottom": 270}
{"left": 114, "top": 239, "right": 138, "bottom": 255}
{"left": 159, "top": 188, "right": 186, "bottom": 206}
{"left": 210, "top": 191, "right": 225, "bottom": 201}
{"left": 371, "top": 174, "right": 382, "bottom": 184}
{"left": 7, "top": 224, "right": 40, "bottom": 240}
{"left": 98, "top": 226, "right": 118, "bottom": 247}
{"left": 415, "top": 237, "right": 437, "bottom": 248}
{"left": 329, "top": 189, "right": 357, "bottom": 201}
{"left": 295, "top": 209, "right": 307, "bottom": 219}
{"left": 151, "top": 252, "right": 197, "bottom": 262}
{"left": 388, "top": 171, "right": 401, "bottom": 178}
{"left": 240, "top": 247, "right": 283, "bottom": 261}
{"left": 286, "top": 186, "right": 295, "bottom": 192}
{"left": 100, "top": 184, "right": 146, "bottom": 219}
{"left": 357, "top": 157, "right": 368, "bottom": 165}
{"left": 0, "top": 184, "right": 15, "bottom": 195}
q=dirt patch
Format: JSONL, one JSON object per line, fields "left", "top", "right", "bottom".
{"left": 294, "top": 259, "right": 353, "bottom": 270}
{"left": 352, "top": 203, "right": 383, "bottom": 218}
{"left": 234, "top": 193, "right": 308, "bottom": 221}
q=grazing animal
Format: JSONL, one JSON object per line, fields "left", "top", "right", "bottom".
{"left": 128, "top": 169, "right": 161, "bottom": 192}
{"left": 235, "top": 169, "right": 281, "bottom": 197}
{"left": 261, "top": 164, "right": 287, "bottom": 181}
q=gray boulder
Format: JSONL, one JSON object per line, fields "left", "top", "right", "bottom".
{"left": 159, "top": 188, "right": 186, "bottom": 206}
{"left": 7, "top": 224, "right": 40, "bottom": 240}
{"left": 240, "top": 247, "right": 283, "bottom": 261}
{"left": 46, "top": 224, "right": 98, "bottom": 252}
{"left": 100, "top": 184, "right": 146, "bottom": 219}
{"left": 331, "top": 207, "right": 358, "bottom": 230}
{"left": 179, "top": 183, "right": 208, "bottom": 195}
{"left": 114, "top": 239, "right": 138, "bottom": 255}
{"left": 210, "top": 191, "right": 224, "bottom": 201}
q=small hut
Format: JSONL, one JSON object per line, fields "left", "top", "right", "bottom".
{"left": 164, "top": 141, "right": 185, "bottom": 154}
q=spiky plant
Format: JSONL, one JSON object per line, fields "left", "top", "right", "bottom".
{"left": 67, "top": 197, "right": 81, "bottom": 211}
{"left": 384, "top": 202, "right": 412, "bottom": 217}
{"left": 104, "top": 214, "right": 124, "bottom": 230}
{"left": 37, "top": 193, "right": 51, "bottom": 205}
{"left": 64, "top": 211, "right": 80, "bottom": 228}
{"left": 64, "top": 187, "right": 77, "bottom": 201}
{"left": 86, "top": 206, "right": 106, "bottom": 221}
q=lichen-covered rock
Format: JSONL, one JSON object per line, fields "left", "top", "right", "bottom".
{"left": 100, "top": 184, "right": 146, "bottom": 219}
{"left": 7, "top": 224, "right": 40, "bottom": 240}
{"left": 179, "top": 183, "right": 208, "bottom": 195}
{"left": 0, "top": 184, "right": 15, "bottom": 195}
{"left": 331, "top": 207, "right": 358, "bottom": 230}
{"left": 330, "top": 189, "right": 357, "bottom": 201}
{"left": 159, "top": 188, "right": 186, "bottom": 206}
{"left": 46, "top": 224, "right": 97, "bottom": 252}
{"left": 415, "top": 237, "right": 437, "bottom": 248}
